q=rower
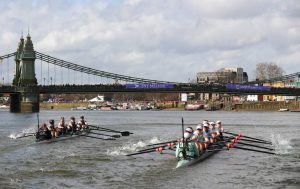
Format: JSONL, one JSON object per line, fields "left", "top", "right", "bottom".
{"left": 216, "top": 120, "right": 224, "bottom": 140}
{"left": 47, "top": 119, "right": 56, "bottom": 138}
{"left": 209, "top": 122, "right": 218, "bottom": 143}
{"left": 38, "top": 123, "right": 52, "bottom": 140}
{"left": 202, "top": 120, "right": 209, "bottom": 125}
{"left": 202, "top": 123, "right": 211, "bottom": 149}
{"left": 57, "top": 117, "right": 66, "bottom": 136}
{"left": 76, "top": 122, "right": 83, "bottom": 131}
{"left": 78, "top": 116, "right": 88, "bottom": 129}
{"left": 185, "top": 127, "right": 194, "bottom": 135}
{"left": 66, "top": 117, "right": 77, "bottom": 133}
{"left": 175, "top": 132, "right": 199, "bottom": 159}
{"left": 192, "top": 125, "right": 206, "bottom": 153}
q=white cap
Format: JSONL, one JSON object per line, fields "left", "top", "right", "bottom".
{"left": 202, "top": 120, "right": 208, "bottom": 124}
{"left": 185, "top": 127, "right": 193, "bottom": 133}
{"left": 196, "top": 125, "right": 203, "bottom": 130}
{"left": 203, "top": 123, "right": 209, "bottom": 127}
{"left": 210, "top": 122, "right": 216, "bottom": 126}
{"left": 184, "top": 132, "right": 191, "bottom": 139}
{"left": 216, "top": 120, "right": 221, "bottom": 124}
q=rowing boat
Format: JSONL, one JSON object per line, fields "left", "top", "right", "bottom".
{"left": 35, "top": 128, "right": 91, "bottom": 144}
{"left": 176, "top": 144, "right": 224, "bottom": 169}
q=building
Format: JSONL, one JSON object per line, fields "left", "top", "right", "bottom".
{"left": 197, "top": 67, "right": 248, "bottom": 101}
{"left": 296, "top": 79, "right": 300, "bottom": 101}
{"left": 247, "top": 95, "right": 259, "bottom": 101}
{"left": 197, "top": 67, "right": 248, "bottom": 84}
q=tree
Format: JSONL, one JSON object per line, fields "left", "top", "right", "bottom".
{"left": 255, "top": 63, "right": 285, "bottom": 80}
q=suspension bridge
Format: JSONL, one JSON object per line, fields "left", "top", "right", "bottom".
{"left": 1, "top": 34, "right": 300, "bottom": 112}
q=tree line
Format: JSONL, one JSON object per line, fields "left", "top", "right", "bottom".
{"left": 255, "top": 62, "right": 285, "bottom": 81}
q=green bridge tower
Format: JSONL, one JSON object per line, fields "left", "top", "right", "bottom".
{"left": 11, "top": 33, "right": 39, "bottom": 113}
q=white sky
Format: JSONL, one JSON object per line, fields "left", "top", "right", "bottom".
{"left": 0, "top": 0, "right": 299, "bottom": 82}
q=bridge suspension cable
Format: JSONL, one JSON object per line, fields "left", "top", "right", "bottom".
{"left": 35, "top": 51, "right": 178, "bottom": 84}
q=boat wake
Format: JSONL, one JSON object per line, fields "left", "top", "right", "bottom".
{"left": 106, "top": 137, "right": 162, "bottom": 156}
{"left": 8, "top": 127, "right": 36, "bottom": 139}
{"left": 271, "top": 134, "right": 293, "bottom": 154}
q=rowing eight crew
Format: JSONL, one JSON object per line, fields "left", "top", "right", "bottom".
{"left": 175, "top": 120, "right": 224, "bottom": 159}
{"left": 38, "top": 116, "right": 88, "bottom": 140}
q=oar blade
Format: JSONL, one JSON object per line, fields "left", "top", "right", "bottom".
{"left": 120, "top": 131, "right": 132, "bottom": 136}
{"left": 14, "top": 134, "right": 35, "bottom": 139}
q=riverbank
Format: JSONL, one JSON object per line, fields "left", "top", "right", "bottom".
{"left": 40, "top": 102, "right": 89, "bottom": 110}
{"left": 39, "top": 101, "right": 300, "bottom": 112}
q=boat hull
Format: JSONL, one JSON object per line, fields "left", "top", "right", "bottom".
{"left": 35, "top": 129, "right": 90, "bottom": 144}
{"left": 176, "top": 146, "right": 223, "bottom": 169}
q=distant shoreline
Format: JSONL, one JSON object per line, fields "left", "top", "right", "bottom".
{"left": 38, "top": 102, "right": 300, "bottom": 112}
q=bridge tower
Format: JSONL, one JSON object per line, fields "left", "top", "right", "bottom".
{"left": 10, "top": 33, "right": 39, "bottom": 113}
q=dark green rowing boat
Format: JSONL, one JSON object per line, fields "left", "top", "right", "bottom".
{"left": 35, "top": 128, "right": 91, "bottom": 143}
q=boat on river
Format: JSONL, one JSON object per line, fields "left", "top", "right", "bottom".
{"left": 35, "top": 128, "right": 91, "bottom": 143}
{"left": 278, "top": 108, "right": 289, "bottom": 112}
{"left": 176, "top": 144, "right": 224, "bottom": 169}
{"left": 291, "top": 109, "right": 300, "bottom": 112}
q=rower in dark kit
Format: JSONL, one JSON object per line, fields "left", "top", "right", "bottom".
{"left": 57, "top": 117, "right": 66, "bottom": 136}
{"left": 47, "top": 119, "right": 56, "bottom": 138}
{"left": 77, "top": 116, "right": 88, "bottom": 130}
{"left": 66, "top": 117, "right": 76, "bottom": 133}
{"left": 216, "top": 120, "right": 224, "bottom": 140}
{"left": 37, "top": 123, "right": 52, "bottom": 140}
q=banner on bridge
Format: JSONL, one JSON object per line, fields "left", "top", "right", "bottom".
{"left": 225, "top": 84, "right": 271, "bottom": 91}
{"left": 125, "top": 84, "right": 174, "bottom": 89}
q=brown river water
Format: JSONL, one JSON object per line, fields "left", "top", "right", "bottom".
{"left": 0, "top": 109, "right": 299, "bottom": 189}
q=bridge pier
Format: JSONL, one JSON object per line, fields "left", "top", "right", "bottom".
{"left": 10, "top": 33, "right": 39, "bottom": 113}
{"left": 10, "top": 92, "right": 39, "bottom": 113}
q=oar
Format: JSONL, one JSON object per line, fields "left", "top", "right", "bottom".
{"left": 206, "top": 148, "right": 228, "bottom": 152}
{"left": 89, "top": 131, "right": 121, "bottom": 138}
{"left": 88, "top": 125, "right": 133, "bottom": 136}
{"left": 81, "top": 135, "right": 116, "bottom": 140}
{"left": 126, "top": 149, "right": 157, "bottom": 156}
{"left": 223, "top": 136, "right": 272, "bottom": 145}
{"left": 224, "top": 131, "right": 272, "bottom": 144}
{"left": 181, "top": 117, "right": 187, "bottom": 159}
{"left": 137, "top": 143, "right": 176, "bottom": 153}
{"left": 230, "top": 145, "right": 276, "bottom": 155}
{"left": 15, "top": 134, "right": 35, "bottom": 139}
{"left": 146, "top": 140, "right": 178, "bottom": 147}
{"left": 236, "top": 141, "right": 274, "bottom": 151}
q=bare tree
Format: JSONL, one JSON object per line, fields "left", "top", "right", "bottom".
{"left": 256, "top": 63, "right": 268, "bottom": 80}
{"left": 256, "top": 62, "right": 285, "bottom": 80}
{"left": 266, "top": 63, "right": 285, "bottom": 78}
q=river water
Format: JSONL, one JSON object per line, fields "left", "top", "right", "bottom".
{"left": 0, "top": 109, "right": 299, "bottom": 189}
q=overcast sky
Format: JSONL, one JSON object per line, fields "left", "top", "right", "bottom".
{"left": 0, "top": 0, "right": 299, "bottom": 82}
